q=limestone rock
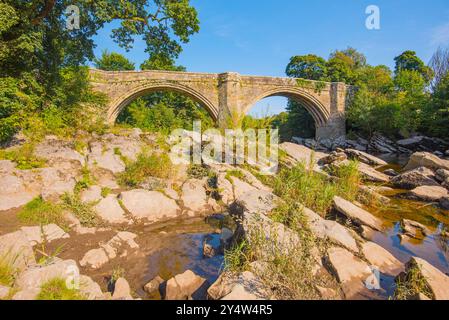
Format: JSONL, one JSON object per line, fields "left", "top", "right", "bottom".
{"left": 405, "top": 186, "right": 448, "bottom": 202}
{"left": 94, "top": 195, "right": 128, "bottom": 224}
{"left": 38, "top": 167, "right": 77, "bottom": 201}
{"left": 440, "top": 197, "right": 449, "bottom": 210}
{"left": 304, "top": 207, "right": 359, "bottom": 252}
{"left": 0, "top": 160, "right": 16, "bottom": 173}
{"left": 144, "top": 276, "right": 164, "bottom": 296}
{"left": 390, "top": 167, "right": 440, "bottom": 190}
{"left": 208, "top": 271, "right": 269, "bottom": 300}
{"left": 357, "top": 162, "right": 390, "bottom": 183}
{"left": 0, "top": 285, "right": 11, "bottom": 299}
{"left": 235, "top": 189, "right": 279, "bottom": 216}
{"left": 217, "top": 173, "right": 234, "bottom": 204}
{"left": 0, "top": 230, "right": 36, "bottom": 272}
{"left": 112, "top": 278, "right": 133, "bottom": 300}
{"left": 181, "top": 179, "right": 208, "bottom": 213}
{"left": 34, "top": 137, "right": 85, "bottom": 166}
{"left": 87, "top": 141, "right": 125, "bottom": 174}
{"left": 120, "top": 189, "right": 180, "bottom": 222}
{"left": 326, "top": 247, "right": 372, "bottom": 299}
{"left": 404, "top": 152, "right": 449, "bottom": 172}
{"left": 231, "top": 177, "right": 259, "bottom": 200}
{"left": 333, "top": 196, "right": 383, "bottom": 231}
{"left": 345, "top": 149, "right": 388, "bottom": 166}
{"left": 165, "top": 270, "right": 207, "bottom": 300}
{"left": 0, "top": 173, "right": 39, "bottom": 211}
{"left": 361, "top": 242, "right": 403, "bottom": 276}
{"left": 280, "top": 142, "right": 327, "bottom": 167}
{"left": 80, "top": 248, "right": 109, "bottom": 269}
{"left": 80, "top": 185, "right": 103, "bottom": 203}
{"left": 400, "top": 219, "right": 431, "bottom": 240}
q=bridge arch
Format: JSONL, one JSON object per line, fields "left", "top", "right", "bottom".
{"left": 243, "top": 87, "right": 330, "bottom": 127}
{"left": 107, "top": 82, "right": 219, "bottom": 124}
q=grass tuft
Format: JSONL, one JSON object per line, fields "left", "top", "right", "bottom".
{"left": 36, "top": 278, "right": 85, "bottom": 300}
{"left": 62, "top": 193, "right": 100, "bottom": 227}
{"left": 18, "top": 197, "right": 66, "bottom": 226}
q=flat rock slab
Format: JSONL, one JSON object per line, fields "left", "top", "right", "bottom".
{"left": 94, "top": 195, "right": 129, "bottom": 224}
{"left": 236, "top": 189, "right": 279, "bottom": 216}
{"left": 80, "top": 185, "right": 103, "bottom": 203}
{"left": 405, "top": 186, "right": 448, "bottom": 202}
{"left": 0, "top": 173, "right": 39, "bottom": 211}
{"left": 357, "top": 162, "right": 390, "bottom": 183}
{"left": 361, "top": 242, "right": 403, "bottom": 276}
{"left": 120, "top": 189, "right": 180, "bottom": 222}
{"left": 326, "top": 247, "right": 372, "bottom": 299}
{"left": 280, "top": 142, "right": 327, "bottom": 165}
{"left": 333, "top": 196, "right": 383, "bottom": 231}
{"left": 345, "top": 149, "right": 388, "bottom": 166}
{"left": 208, "top": 271, "right": 270, "bottom": 300}
{"left": 304, "top": 207, "right": 359, "bottom": 253}
{"left": 181, "top": 179, "right": 208, "bottom": 213}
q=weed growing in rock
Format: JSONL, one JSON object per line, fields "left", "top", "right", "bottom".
{"left": 394, "top": 264, "right": 433, "bottom": 300}
{"left": 0, "top": 143, "right": 46, "bottom": 170}
{"left": 118, "top": 152, "right": 174, "bottom": 187}
{"left": 0, "top": 255, "right": 16, "bottom": 287}
{"left": 62, "top": 193, "right": 101, "bottom": 227}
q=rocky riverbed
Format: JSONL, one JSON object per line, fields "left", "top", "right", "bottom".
{"left": 1, "top": 129, "right": 449, "bottom": 300}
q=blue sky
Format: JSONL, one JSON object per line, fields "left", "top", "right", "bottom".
{"left": 92, "top": 0, "right": 449, "bottom": 116}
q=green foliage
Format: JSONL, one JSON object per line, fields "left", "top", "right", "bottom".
{"left": 394, "top": 264, "right": 433, "bottom": 300}
{"left": 94, "top": 50, "right": 135, "bottom": 71}
{"left": 0, "top": 255, "right": 16, "bottom": 287}
{"left": 270, "top": 161, "right": 360, "bottom": 216}
{"left": 187, "top": 164, "right": 211, "bottom": 179}
{"left": 118, "top": 152, "right": 174, "bottom": 187}
{"left": 37, "top": 278, "right": 85, "bottom": 300}
{"left": 394, "top": 50, "right": 434, "bottom": 83}
{"left": 18, "top": 197, "right": 66, "bottom": 227}
{"left": 286, "top": 54, "right": 328, "bottom": 80}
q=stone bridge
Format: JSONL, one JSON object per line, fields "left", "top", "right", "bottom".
{"left": 89, "top": 69, "right": 350, "bottom": 140}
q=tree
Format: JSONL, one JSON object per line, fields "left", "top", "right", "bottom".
{"left": 94, "top": 50, "right": 135, "bottom": 71}
{"left": 429, "top": 46, "right": 449, "bottom": 90}
{"left": 326, "top": 52, "right": 356, "bottom": 84}
{"left": 394, "top": 50, "right": 433, "bottom": 82}
{"left": 285, "top": 54, "right": 327, "bottom": 80}
{"left": 330, "top": 47, "right": 367, "bottom": 69}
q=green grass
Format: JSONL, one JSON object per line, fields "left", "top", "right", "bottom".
{"left": 118, "top": 152, "right": 174, "bottom": 188}
{"left": 18, "top": 197, "right": 66, "bottom": 226}
{"left": 36, "top": 278, "right": 85, "bottom": 300}
{"left": 0, "top": 256, "right": 16, "bottom": 287}
{"left": 187, "top": 164, "right": 211, "bottom": 179}
{"left": 101, "top": 187, "right": 112, "bottom": 198}
{"left": 0, "top": 143, "right": 46, "bottom": 170}
{"left": 268, "top": 161, "right": 360, "bottom": 216}
{"left": 225, "top": 169, "right": 245, "bottom": 182}
{"left": 62, "top": 193, "right": 100, "bottom": 227}
{"left": 74, "top": 165, "right": 95, "bottom": 193}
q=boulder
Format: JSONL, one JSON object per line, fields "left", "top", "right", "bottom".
{"left": 383, "top": 169, "right": 399, "bottom": 177}
{"left": 0, "top": 160, "right": 16, "bottom": 173}
{"left": 361, "top": 242, "right": 403, "bottom": 276}
{"left": 401, "top": 257, "right": 449, "bottom": 300}
{"left": 120, "top": 190, "right": 180, "bottom": 222}
{"left": 368, "top": 133, "right": 397, "bottom": 154}
{"left": 390, "top": 167, "right": 440, "bottom": 190}
{"left": 181, "top": 179, "right": 208, "bottom": 213}
{"left": 304, "top": 207, "right": 359, "bottom": 253}
{"left": 0, "top": 231, "right": 36, "bottom": 272}
{"left": 404, "top": 152, "right": 449, "bottom": 172}
{"left": 94, "top": 195, "right": 129, "bottom": 224}
{"left": 345, "top": 149, "right": 388, "bottom": 166}
{"left": 435, "top": 169, "right": 449, "bottom": 188}
{"left": 112, "top": 278, "right": 133, "bottom": 300}
{"left": 217, "top": 173, "right": 234, "bottom": 204}
{"left": 326, "top": 247, "right": 373, "bottom": 299}
{"left": 405, "top": 186, "right": 448, "bottom": 202}
{"left": 21, "top": 224, "right": 69, "bottom": 246}
{"left": 318, "top": 151, "right": 347, "bottom": 165}
{"left": 165, "top": 270, "right": 207, "bottom": 300}
{"left": 230, "top": 177, "right": 259, "bottom": 200}
{"left": 440, "top": 197, "right": 449, "bottom": 210}
{"left": 80, "top": 185, "right": 103, "bottom": 203}
{"left": 333, "top": 196, "right": 383, "bottom": 231}
{"left": 144, "top": 276, "right": 164, "bottom": 296}
{"left": 79, "top": 248, "right": 109, "bottom": 269}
